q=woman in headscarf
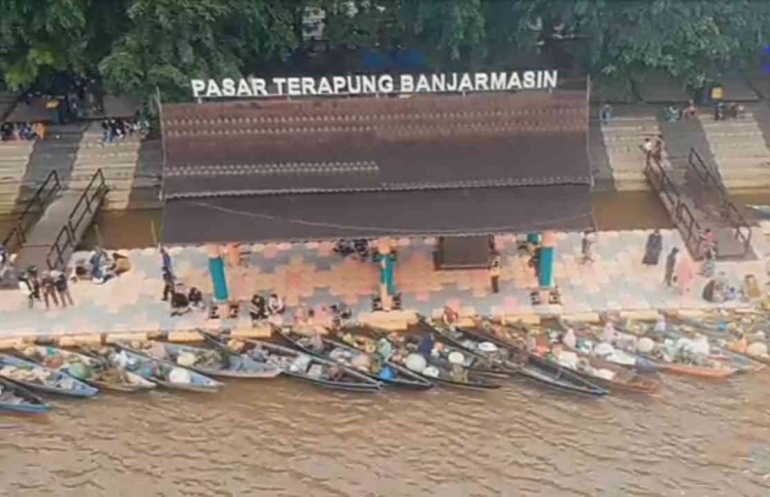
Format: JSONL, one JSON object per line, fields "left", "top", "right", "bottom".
{"left": 642, "top": 230, "right": 663, "bottom": 265}
{"left": 675, "top": 253, "right": 696, "bottom": 295}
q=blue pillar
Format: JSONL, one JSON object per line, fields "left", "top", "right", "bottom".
{"left": 376, "top": 253, "right": 396, "bottom": 296}
{"left": 206, "top": 245, "right": 229, "bottom": 302}
{"left": 538, "top": 231, "right": 555, "bottom": 288}
{"left": 539, "top": 247, "right": 554, "bottom": 288}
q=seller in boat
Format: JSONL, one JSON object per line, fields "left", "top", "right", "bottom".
{"left": 249, "top": 294, "right": 267, "bottom": 323}
{"left": 417, "top": 333, "right": 436, "bottom": 358}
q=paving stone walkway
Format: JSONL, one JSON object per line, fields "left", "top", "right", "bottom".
{"left": 0, "top": 229, "right": 765, "bottom": 338}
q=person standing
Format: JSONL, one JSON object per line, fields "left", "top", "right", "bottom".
{"left": 40, "top": 271, "right": 59, "bottom": 310}
{"left": 581, "top": 231, "right": 596, "bottom": 264}
{"left": 675, "top": 254, "right": 695, "bottom": 296}
{"left": 489, "top": 253, "right": 502, "bottom": 294}
{"left": 53, "top": 270, "right": 74, "bottom": 307}
{"left": 642, "top": 230, "right": 663, "bottom": 265}
{"left": 161, "top": 267, "right": 175, "bottom": 302}
{"left": 700, "top": 246, "right": 716, "bottom": 278}
{"left": 160, "top": 246, "right": 173, "bottom": 278}
{"left": 664, "top": 247, "right": 679, "bottom": 286}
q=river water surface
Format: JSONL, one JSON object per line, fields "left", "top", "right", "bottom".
{"left": 1, "top": 371, "right": 770, "bottom": 497}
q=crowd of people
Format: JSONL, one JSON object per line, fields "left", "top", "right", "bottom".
{"left": 17, "top": 266, "right": 74, "bottom": 310}
{"left": 0, "top": 122, "right": 46, "bottom": 142}
{"left": 100, "top": 118, "right": 148, "bottom": 144}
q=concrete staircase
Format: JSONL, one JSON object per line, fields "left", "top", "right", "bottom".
{"left": 67, "top": 123, "right": 142, "bottom": 209}
{"left": 126, "top": 138, "right": 163, "bottom": 209}
{"left": 698, "top": 109, "right": 770, "bottom": 190}
{"left": 599, "top": 110, "right": 662, "bottom": 191}
{"left": 15, "top": 124, "right": 86, "bottom": 205}
{"left": 0, "top": 141, "right": 34, "bottom": 214}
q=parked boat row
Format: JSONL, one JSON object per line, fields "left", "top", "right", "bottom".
{"left": 1, "top": 314, "right": 764, "bottom": 415}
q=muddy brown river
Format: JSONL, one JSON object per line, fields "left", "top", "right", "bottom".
{"left": 1, "top": 193, "right": 770, "bottom": 496}
{"left": 1, "top": 373, "right": 770, "bottom": 496}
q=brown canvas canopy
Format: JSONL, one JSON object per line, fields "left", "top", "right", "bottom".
{"left": 160, "top": 87, "right": 592, "bottom": 244}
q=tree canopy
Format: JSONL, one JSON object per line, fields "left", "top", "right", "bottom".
{"left": 1, "top": 0, "right": 770, "bottom": 101}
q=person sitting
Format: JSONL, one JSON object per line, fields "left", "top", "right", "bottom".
{"left": 89, "top": 247, "right": 115, "bottom": 284}
{"left": 664, "top": 105, "right": 680, "bottom": 122}
{"left": 417, "top": 333, "right": 435, "bottom": 359}
{"left": 188, "top": 287, "right": 204, "bottom": 310}
{"left": 308, "top": 330, "right": 324, "bottom": 354}
{"left": 170, "top": 291, "right": 190, "bottom": 316}
{"left": 227, "top": 303, "right": 239, "bottom": 319}
{"left": 249, "top": 294, "right": 267, "bottom": 322}
{"left": 267, "top": 293, "right": 285, "bottom": 315}
{"left": 682, "top": 100, "right": 697, "bottom": 120}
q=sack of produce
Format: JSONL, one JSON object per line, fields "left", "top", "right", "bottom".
{"left": 176, "top": 352, "right": 197, "bottom": 368}
{"left": 594, "top": 342, "right": 615, "bottom": 357}
{"left": 68, "top": 362, "right": 90, "bottom": 380}
{"left": 636, "top": 337, "right": 655, "bottom": 355}
{"left": 562, "top": 328, "right": 577, "bottom": 349}
{"left": 689, "top": 335, "right": 710, "bottom": 356}
{"left": 594, "top": 368, "right": 616, "bottom": 381}
{"left": 422, "top": 366, "right": 440, "bottom": 378}
{"left": 379, "top": 366, "right": 395, "bottom": 380}
{"left": 448, "top": 351, "right": 465, "bottom": 365}
{"left": 350, "top": 353, "right": 371, "bottom": 371}
{"left": 478, "top": 342, "right": 499, "bottom": 353}
{"left": 557, "top": 350, "right": 579, "bottom": 369}
{"left": 289, "top": 355, "right": 311, "bottom": 373}
{"left": 405, "top": 353, "right": 427, "bottom": 373}
{"left": 747, "top": 342, "right": 769, "bottom": 357}
{"left": 168, "top": 367, "right": 192, "bottom": 384}
{"left": 227, "top": 339, "right": 245, "bottom": 353}
{"left": 149, "top": 342, "right": 167, "bottom": 360}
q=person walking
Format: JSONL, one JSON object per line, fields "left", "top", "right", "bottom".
{"left": 40, "top": 271, "right": 59, "bottom": 310}
{"left": 18, "top": 274, "right": 35, "bottom": 309}
{"left": 489, "top": 253, "right": 502, "bottom": 294}
{"left": 664, "top": 247, "right": 679, "bottom": 287}
{"left": 53, "top": 270, "right": 74, "bottom": 307}
{"left": 642, "top": 230, "right": 663, "bottom": 266}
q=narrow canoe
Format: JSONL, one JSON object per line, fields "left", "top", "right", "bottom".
{"left": 276, "top": 327, "right": 433, "bottom": 390}
{"left": 105, "top": 346, "right": 223, "bottom": 393}
{"left": 0, "top": 354, "right": 99, "bottom": 398}
{"left": 221, "top": 336, "right": 382, "bottom": 393}
{"left": 441, "top": 322, "right": 609, "bottom": 397}
{"left": 18, "top": 345, "right": 155, "bottom": 393}
{"left": 132, "top": 341, "right": 281, "bottom": 379}
{"left": 0, "top": 377, "right": 50, "bottom": 414}
{"left": 340, "top": 325, "right": 502, "bottom": 391}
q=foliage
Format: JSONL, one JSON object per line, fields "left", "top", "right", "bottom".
{"left": 2, "top": 0, "right": 770, "bottom": 100}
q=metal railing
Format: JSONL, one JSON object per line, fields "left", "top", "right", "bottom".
{"left": 1, "top": 170, "right": 61, "bottom": 253}
{"left": 44, "top": 169, "right": 108, "bottom": 270}
{"left": 687, "top": 148, "right": 752, "bottom": 254}
{"left": 644, "top": 154, "right": 705, "bottom": 258}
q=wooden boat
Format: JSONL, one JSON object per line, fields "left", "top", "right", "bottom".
{"left": 0, "top": 354, "right": 99, "bottom": 398}
{"left": 339, "top": 326, "right": 501, "bottom": 390}
{"left": 663, "top": 312, "right": 770, "bottom": 369}
{"left": 276, "top": 327, "right": 433, "bottom": 390}
{"left": 18, "top": 345, "right": 156, "bottom": 393}
{"left": 92, "top": 346, "right": 223, "bottom": 393}
{"left": 0, "top": 377, "right": 50, "bottom": 414}
{"left": 589, "top": 321, "right": 738, "bottom": 379}
{"left": 556, "top": 318, "right": 663, "bottom": 373}
{"left": 129, "top": 341, "right": 281, "bottom": 379}
{"left": 434, "top": 321, "right": 609, "bottom": 396}
{"left": 220, "top": 337, "right": 382, "bottom": 392}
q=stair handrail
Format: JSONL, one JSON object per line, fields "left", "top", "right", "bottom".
{"left": 45, "top": 168, "right": 109, "bottom": 270}
{"left": 687, "top": 148, "right": 752, "bottom": 254}
{"left": 644, "top": 153, "right": 705, "bottom": 258}
{"left": 1, "top": 169, "right": 61, "bottom": 253}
